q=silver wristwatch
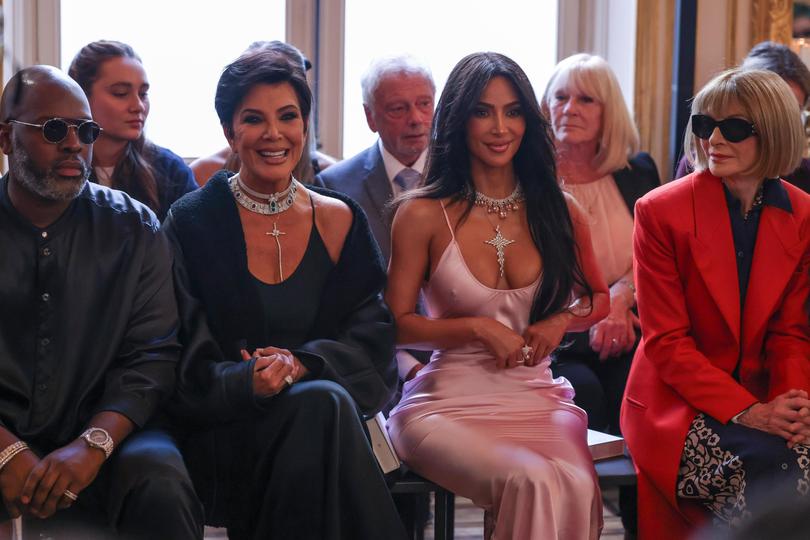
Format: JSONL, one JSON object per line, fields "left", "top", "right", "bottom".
{"left": 80, "top": 427, "right": 114, "bottom": 459}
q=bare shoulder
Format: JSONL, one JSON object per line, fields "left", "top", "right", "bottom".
{"left": 393, "top": 197, "right": 443, "bottom": 227}
{"left": 309, "top": 189, "right": 353, "bottom": 260}
{"left": 189, "top": 154, "right": 228, "bottom": 186}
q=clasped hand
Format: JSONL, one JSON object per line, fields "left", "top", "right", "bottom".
{"left": 242, "top": 346, "right": 309, "bottom": 397}
{"left": 588, "top": 303, "right": 639, "bottom": 361}
{"left": 0, "top": 439, "right": 105, "bottom": 519}
{"left": 476, "top": 316, "right": 568, "bottom": 369}
{"left": 737, "top": 389, "right": 810, "bottom": 448}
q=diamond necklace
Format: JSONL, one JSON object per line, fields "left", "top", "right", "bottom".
{"left": 229, "top": 173, "right": 299, "bottom": 215}
{"left": 471, "top": 183, "right": 524, "bottom": 219}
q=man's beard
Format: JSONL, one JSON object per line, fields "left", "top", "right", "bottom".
{"left": 9, "top": 134, "right": 89, "bottom": 201}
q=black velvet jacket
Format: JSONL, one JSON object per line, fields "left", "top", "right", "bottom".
{"left": 612, "top": 152, "right": 661, "bottom": 215}
{"left": 164, "top": 171, "right": 398, "bottom": 427}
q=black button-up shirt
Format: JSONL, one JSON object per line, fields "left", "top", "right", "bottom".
{"left": 0, "top": 176, "right": 179, "bottom": 451}
{"left": 724, "top": 178, "right": 793, "bottom": 309}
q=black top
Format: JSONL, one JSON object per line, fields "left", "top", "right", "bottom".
{"left": 0, "top": 176, "right": 179, "bottom": 451}
{"left": 724, "top": 178, "right": 793, "bottom": 308}
{"left": 254, "top": 201, "right": 334, "bottom": 348}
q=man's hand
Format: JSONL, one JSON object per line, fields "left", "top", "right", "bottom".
{"left": 0, "top": 449, "right": 38, "bottom": 518}
{"left": 21, "top": 439, "right": 105, "bottom": 519}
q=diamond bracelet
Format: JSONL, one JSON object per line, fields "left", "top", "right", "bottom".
{"left": 0, "top": 441, "right": 29, "bottom": 471}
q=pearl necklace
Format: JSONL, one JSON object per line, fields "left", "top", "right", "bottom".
{"left": 472, "top": 184, "right": 524, "bottom": 219}
{"left": 229, "top": 173, "right": 299, "bottom": 215}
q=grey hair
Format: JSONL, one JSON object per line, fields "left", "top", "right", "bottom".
{"left": 361, "top": 55, "right": 435, "bottom": 107}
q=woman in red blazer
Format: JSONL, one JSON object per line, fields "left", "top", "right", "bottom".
{"left": 622, "top": 68, "right": 810, "bottom": 539}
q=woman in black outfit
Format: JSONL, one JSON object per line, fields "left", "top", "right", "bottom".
{"left": 163, "top": 47, "right": 406, "bottom": 540}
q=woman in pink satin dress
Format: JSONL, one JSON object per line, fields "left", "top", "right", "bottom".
{"left": 386, "top": 52, "right": 609, "bottom": 539}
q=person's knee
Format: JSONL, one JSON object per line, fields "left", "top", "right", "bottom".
{"left": 502, "top": 455, "right": 596, "bottom": 500}
{"left": 284, "top": 379, "right": 357, "bottom": 421}
{"left": 113, "top": 433, "right": 195, "bottom": 498}
{"left": 109, "top": 434, "right": 202, "bottom": 533}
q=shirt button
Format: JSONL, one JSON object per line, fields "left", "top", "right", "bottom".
{"left": 41, "top": 231, "right": 48, "bottom": 239}
{"left": 41, "top": 293, "right": 50, "bottom": 302}
{"left": 782, "top": 463, "right": 789, "bottom": 470}
{"left": 40, "top": 338, "right": 50, "bottom": 347}
{"left": 737, "top": 251, "right": 744, "bottom": 258}
{"left": 37, "top": 383, "right": 47, "bottom": 391}
{"left": 42, "top": 247, "right": 51, "bottom": 256}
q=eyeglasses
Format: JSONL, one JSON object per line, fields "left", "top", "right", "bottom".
{"left": 691, "top": 114, "right": 757, "bottom": 143}
{"left": 7, "top": 118, "right": 102, "bottom": 145}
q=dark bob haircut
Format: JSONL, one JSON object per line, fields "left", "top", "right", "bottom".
{"left": 215, "top": 49, "right": 312, "bottom": 136}
{"left": 402, "top": 51, "right": 592, "bottom": 323}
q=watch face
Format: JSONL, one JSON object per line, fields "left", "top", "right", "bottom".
{"left": 89, "top": 430, "right": 108, "bottom": 444}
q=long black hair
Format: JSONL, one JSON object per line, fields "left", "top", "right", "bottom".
{"left": 69, "top": 40, "right": 160, "bottom": 212}
{"left": 403, "top": 51, "right": 593, "bottom": 322}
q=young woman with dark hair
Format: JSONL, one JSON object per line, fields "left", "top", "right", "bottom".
{"left": 69, "top": 40, "right": 197, "bottom": 221}
{"left": 386, "top": 52, "right": 609, "bottom": 539}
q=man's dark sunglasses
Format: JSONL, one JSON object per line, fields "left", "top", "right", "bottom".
{"left": 7, "top": 118, "right": 102, "bottom": 145}
{"left": 691, "top": 114, "right": 757, "bottom": 143}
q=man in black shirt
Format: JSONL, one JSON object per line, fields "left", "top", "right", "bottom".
{"left": 0, "top": 66, "right": 202, "bottom": 538}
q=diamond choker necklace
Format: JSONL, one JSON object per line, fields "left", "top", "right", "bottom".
{"left": 472, "top": 184, "right": 524, "bottom": 219}
{"left": 229, "top": 173, "right": 299, "bottom": 215}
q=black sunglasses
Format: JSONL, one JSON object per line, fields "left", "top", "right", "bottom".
{"left": 691, "top": 114, "right": 757, "bottom": 143}
{"left": 7, "top": 118, "right": 102, "bottom": 145}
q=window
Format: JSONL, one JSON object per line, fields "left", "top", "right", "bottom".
{"left": 60, "top": 0, "right": 286, "bottom": 159}
{"left": 341, "top": 0, "right": 558, "bottom": 158}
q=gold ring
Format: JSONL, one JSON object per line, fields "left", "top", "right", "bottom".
{"left": 63, "top": 489, "right": 78, "bottom": 501}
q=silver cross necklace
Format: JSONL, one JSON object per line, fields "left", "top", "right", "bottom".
{"left": 472, "top": 184, "right": 522, "bottom": 278}
{"left": 485, "top": 225, "right": 515, "bottom": 278}
{"left": 229, "top": 173, "right": 298, "bottom": 281}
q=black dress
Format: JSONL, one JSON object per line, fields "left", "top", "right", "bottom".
{"left": 164, "top": 173, "right": 405, "bottom": 540}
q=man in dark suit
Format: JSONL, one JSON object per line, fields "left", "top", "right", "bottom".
{"left": 317, "top": 55, "right": 435, "bottom": 383}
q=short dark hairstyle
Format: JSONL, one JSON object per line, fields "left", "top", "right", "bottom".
{"left": 742, "top": 41, "right": 810, "bottom": 104}
{"left": 215, "top": 49, "right": 312, "bottom": 136}
{"left": 402, "top": 51, "right": 593, "bottom": 322}
{"left": 247, "top": 40, "right": 312, "bottom": 71}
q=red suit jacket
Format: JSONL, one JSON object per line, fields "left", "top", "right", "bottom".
{"left": 621, "top": 170, "right": 810, "bottom": 539}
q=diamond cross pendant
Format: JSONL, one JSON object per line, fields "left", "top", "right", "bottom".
{"left": 484, "top": 225, "right": 515, "bottom": 278}
{"left": 266, "top": 222, "right": 286, "bottom": 280}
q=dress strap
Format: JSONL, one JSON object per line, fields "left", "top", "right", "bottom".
{"left": 439, "top": 200, "right": 455, "bottom": 240}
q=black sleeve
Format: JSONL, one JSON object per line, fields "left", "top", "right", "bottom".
{"left": 163, "top": 214, "right": 260, "bottom": 428}
{"left": 92, "top": 227, "right": 180, "bottom": 427}
{"left": 293, "top": 290, "right": 398, "bottom": 416}
{"left": 629, "top": 152, "right": 661, "bottom": 191}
